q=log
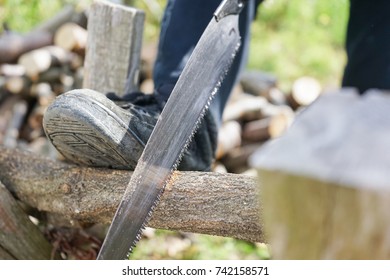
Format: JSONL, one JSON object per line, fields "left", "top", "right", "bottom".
{"left": 223, "top": 92, "right": 293, "bottom": 123}
{"left": 83, "top": 0, "right": 145, "bottom": 96}
{"left": 0, "top": 64, "right": 26, "bottom": 77}
{"left": 288, "top": 76, "right": 322, "bottom": 109}
{"left": 215, "top": 121, "right": 242, "bottom": 159}
{"left": 0, "top": 146, "right": 264, "bottom": 244}
{"left": 251, "top": 88, "right": 390, "bottom": 259}
{"left": 54, "top": 23, "right": 87, "bottom": 54}
{"left": 221, "top": 143, "right": 263, "bottom": 174}
{"left": 223, "top": 94, "right": 268, "bottom": 122}
{"left": 0, "top": 180, "right": 54, "bottom": 259}
{"left": 240, "top": 70, "right": 278, "bottom": 100}
{"left": 242, "top": 109, "right": 294, "bottom": 142}
{"left": 0, "top": 31, "right": 52, "bottom": 64}
{"left": 18, "top": 46, "right": 70, "bottom": 80}
{"left": 2, "top": 100, "right": 28, "bottom": 148}
{"left": 4, "top": 76, "right": 31, "bottom": 95}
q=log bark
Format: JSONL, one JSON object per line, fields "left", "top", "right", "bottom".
{"left": 83, "top": 1, "right": 145, "bottom": 96}
{"left": 0, "top": 180, "right": 54, "bottom": 259}
{"left": 0, "top": 146, "right": 264, "bottom": 244}
{"left": 251, "top": 89, "right": 390, "bottom": 259}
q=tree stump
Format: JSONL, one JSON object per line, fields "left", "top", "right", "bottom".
{"left": 251, "top": 89, "right": 390, "bottom": 259}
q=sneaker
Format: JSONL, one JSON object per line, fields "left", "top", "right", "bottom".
{"left": 43, "top": 89, "right": 218, "bottom": 171}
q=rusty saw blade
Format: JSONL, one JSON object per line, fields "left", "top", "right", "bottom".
{"left": 97, "top": 0, "right": 246, "bottom": 259}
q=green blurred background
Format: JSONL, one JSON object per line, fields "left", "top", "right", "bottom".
{"left": 0, "top": 0, "right": 349, "bottom": 259}
{"left": 0, "top": 0, "right": 349, "bottom": 90}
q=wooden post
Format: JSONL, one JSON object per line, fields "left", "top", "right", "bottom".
{"left": 0, "top": 181, "right": 55, "bottom": 259}
{"left": 251, "top": 89, "right": 390, "bottom": 259}
{"left": 83, "top": 0, "right": 145, "bottom": 96}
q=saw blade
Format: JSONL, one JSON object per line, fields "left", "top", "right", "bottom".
{"left": 97, "top": 6, "right": 242, "bottom": 260}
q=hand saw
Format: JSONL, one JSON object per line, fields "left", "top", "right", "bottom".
{"left": 97, "top": 0, "right": 247, "bottom": 259}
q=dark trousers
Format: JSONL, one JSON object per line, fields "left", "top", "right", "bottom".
{"left": 342, "top": 0, "right": 390, "bottom": 93}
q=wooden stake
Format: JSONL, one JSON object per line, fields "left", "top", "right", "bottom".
{"left": 83, "top": 0, "right": 145, "bottom": 96}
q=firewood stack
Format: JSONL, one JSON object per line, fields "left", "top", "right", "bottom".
{"left": 214, "top": 71, "right": 323, "bottom": 175}
{"left": 0, "top": 6, "right": 87, "bottom": 156}
{"left": 0, "top": 5, "right": 323, "bottom": 174}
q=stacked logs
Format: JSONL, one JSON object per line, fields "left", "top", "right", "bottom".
{"left": 0, "top": 6, "right": 87, "bottom": 156}
{"left": 214, "top": 71, "right": 322, "bottom": 174}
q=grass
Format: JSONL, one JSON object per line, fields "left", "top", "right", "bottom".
{"left": 0, "top": 0, "right": 350, "bottom": 259}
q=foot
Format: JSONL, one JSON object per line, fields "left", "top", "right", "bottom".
{"left": 43, "top": 89, "right": 217, "bottom": 171}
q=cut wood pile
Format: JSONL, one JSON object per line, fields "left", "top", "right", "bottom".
{"left": 213, "top": 72, "right": 322, "bottom": 175}
{"left": 0, "top": 4, "right": 324, "bottom": 259}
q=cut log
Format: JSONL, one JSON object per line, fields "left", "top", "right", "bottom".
{"left": 0, "top": 146, "right": 264, "bottom": 244}
{"left": 18, "top": 46, "right": 70, "bottom": 80}
{"left": 240, "top": 70, "right": 278, "bottom": 100}
{"left": 0, "top": 180, "right": 55, "bottom": 259}
{"left": 223, "top": 94, "right": 268, "bottom": 122}
{"left": 4, "top": 76, "right": 31, "bottom": 95}
{"left": 288, "top": 76, "right": 322, "bottom": 109}
{"left": 83, "top": 0, "right": 145, "bottom": 96}
{"left": 242, "top": 109, "right": 294, "bottom": 142}
{"left": 221, "top": 143, "right": 263, "bottom": 174}
{"left": 223, "top": 91, "right": 293, "bottom": 123}
{"left": 54, "top": 23, "right": 87, "bottom": 54}
{"left": 0, "top": 64, "right": 26, "bottom": 77}
{"left": 251, "top": 88, "right": 390, "bottom": 259}
{"left": 216, "top": 121, "right": 242, "bottom": 159}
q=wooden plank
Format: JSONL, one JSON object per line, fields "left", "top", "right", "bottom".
{"left": 83, "top": 0, "right": 145, "bottom": 96}
{"left": 0, "top": 180, "right": 54, "bottom": 259}
{"left": 251, "top": 89, "right": 390, "bottom": 259}
{"left": 0, "top": 146, "right": 264, "bottom": 244}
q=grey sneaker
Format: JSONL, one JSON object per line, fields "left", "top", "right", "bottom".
{"left": 43, "top": 89, "right": 217, "bottom": 171}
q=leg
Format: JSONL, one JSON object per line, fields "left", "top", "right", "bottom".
{"left": 342, "top": 0, "right": 390, "bottom": 93}
{"left": 154, "top": 0, "right": 259, "bottom": 126}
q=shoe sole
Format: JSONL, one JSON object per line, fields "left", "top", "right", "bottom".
{"left": 43, "top": 89, "right": 150, "bottom": 170}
